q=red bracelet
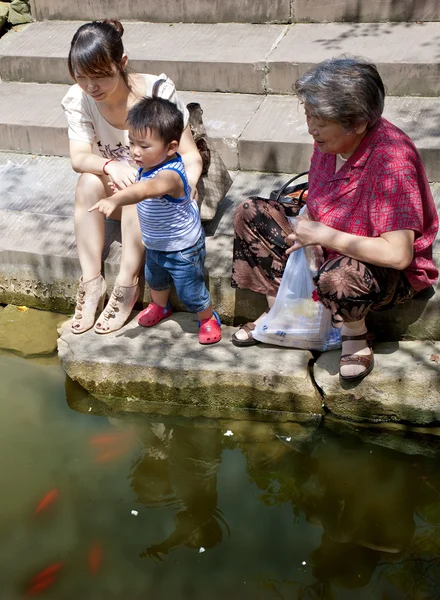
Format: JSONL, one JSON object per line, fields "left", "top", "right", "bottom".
{"left": 102, "top": 158, "right": 115, "bottom": 175}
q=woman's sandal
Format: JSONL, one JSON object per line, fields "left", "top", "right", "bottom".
{"left": 138, "top": 301, "right": 173, "bottom": 327}
{"left": 71, "top": 274, "right": 107, "bottom": 334}
{"left": 339, "top": 332, "right": 375, "bottom": 382}
{"left": 199, "top": 311, "right": 222, "bottom": 345}
{"left": 94, "top": 280, "right": 140, "bottom": 334}
{"left": 231, "top": 322, "right": 260, "bottom": 347}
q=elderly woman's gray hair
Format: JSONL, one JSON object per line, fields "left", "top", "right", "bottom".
{"left": 295, "top": 57, "right": 385, "bottom": 131}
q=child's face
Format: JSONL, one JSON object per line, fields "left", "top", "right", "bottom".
{"left": 129, "top": 129, "right": 176, "bottom": 170}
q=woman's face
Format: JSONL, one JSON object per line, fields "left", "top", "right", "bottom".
{"left": 304, "top": 104, "right": 366, "bottom": 158}
{"left": 74, "top": 65, "right": 121, "bottom": 102}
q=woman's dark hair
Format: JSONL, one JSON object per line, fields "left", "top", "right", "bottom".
{"left": 127, "top": 97, "right": 184, "bottom": 145}
{"left": 68, "top": 19, "right": 129, "bottom": 86}
{"left": 295, "top": 56, "right": 385, "bottom": 131}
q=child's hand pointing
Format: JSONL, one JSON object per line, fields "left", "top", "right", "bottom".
{"left": 89, "top": 198, "right": 118, "bottom": 218}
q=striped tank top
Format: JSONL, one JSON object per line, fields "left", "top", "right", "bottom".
{"left": 136, "top": 153, "right": 202, "bottom": 252}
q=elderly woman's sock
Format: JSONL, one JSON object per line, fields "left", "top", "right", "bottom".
{"left": 340, "top": 319, "right": 372, "bottom": 378}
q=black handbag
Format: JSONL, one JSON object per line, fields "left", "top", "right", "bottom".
{"left": 269, "top": 171, "right": 309, "bottom": 217}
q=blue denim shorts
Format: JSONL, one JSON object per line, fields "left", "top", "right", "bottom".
{"left": 144, "top": 234, "right": 211, "bottom": 313}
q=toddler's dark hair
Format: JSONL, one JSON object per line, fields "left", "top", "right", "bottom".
{"left": 127, "top": 97, "right": 184, "bottom": 145}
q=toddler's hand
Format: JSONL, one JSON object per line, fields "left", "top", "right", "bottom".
{"left": 89, "top": 198, "right": 118, "bottom": 218}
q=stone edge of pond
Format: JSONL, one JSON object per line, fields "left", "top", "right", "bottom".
{"left": 57, "top": 315, "right": 440, "bottom": 429}
{"left": 57, "top": 313, "right": 323, "bottom": 420}
{"left": 314, "top": 341, "right": 440, "bottom": 427}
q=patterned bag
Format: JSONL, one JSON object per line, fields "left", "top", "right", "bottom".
{"left": 187, "top": 102, "right": 233, "bottom": 221}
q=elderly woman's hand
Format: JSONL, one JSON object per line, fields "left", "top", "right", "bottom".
{"left": 286, "top": 219, "right": 326, "bottom": 255}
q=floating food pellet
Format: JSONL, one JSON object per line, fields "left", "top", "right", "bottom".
{"left": 131, "top": 510, "right": 138, "bottom": 516}
{"left": 199, "top": 547, "right": 205, "bottom": 553}
{"left": 224, "top": 430, "right": 233, "bottom": 437}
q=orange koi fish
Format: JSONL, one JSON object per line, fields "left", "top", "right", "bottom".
{"left": 26, "top": 575, "right": 56, "bottom": 596}
{"left": 94, "top": 444, "right": 132, "bottom": 463}
{"left": 31, "top": 562, "right": 64, "bottom": 583}
{"left": 26, "top": 562, "right": 64, "bottom": 596}
{"left": 88, "top": 543, "right": 103, "bottom": 574}
{"left": 34, "top": 489, "right": 59, "bottom": 516}
{"left": 89, "top": 431, "right": 132, "bottom": 446}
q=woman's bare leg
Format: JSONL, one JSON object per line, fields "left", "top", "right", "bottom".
{"left": 117, "top": 204, "right": 145, "bottom": 286}
{"left": 74, "top": 172, "right": 114, "bottom": 280}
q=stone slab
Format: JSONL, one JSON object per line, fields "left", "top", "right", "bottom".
{"left": 3, "top": 82, "right": 440, "bottom": 180}
{"left": 294, "top": 0, "right": 440, "bottom": 23}
{"left": 314, "top": 341, "right": 440, "bottom": 426}
{"left": 0, "top": 21, "right": 287, "bottom": 93}
{"left": 57, "top": 312, "right": 321, "bottom": 418}
{"left": 4, "top": 21, "right": 440, "bottom": 97}
{"left": 0, "top": 82, "right": 69, "bottom": 156}
{"left": 0, "top": 82, "right": 263, "bottom": 170}
{"left": 268, "top": 22, "right": 440, "bottom": 97}
{"left": 29, "top": 0, "right": 291, "bottom": 23}
{"left": 240, "top": 94, "right": 440, "bottom": 181}
{"left": 179, "top": 91, "right": 264, "bottom": 170}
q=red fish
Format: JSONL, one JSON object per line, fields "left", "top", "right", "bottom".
{"left": 26, "top": 575, "right": 56, "bottom": 596}
{"left": 34, "top": 489, "right": 59, "bottom": 516}
{"left": 89, "top": 431, "right": 132, "bottom": 446}
{"left": 31, "top": 562, "right": 63, "bottom": 583}
{"left": 94, "top": 444, "right": 132, "bottom": 463}
{"left": 88, "top": 543, "right": 103, "bottom": 574}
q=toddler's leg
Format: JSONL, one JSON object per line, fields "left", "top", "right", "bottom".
{"left": 168, "top": 236, "right": 222, "bottom": 345}
{"left": 138, "top": 250, "right": 173, "bottom": 328}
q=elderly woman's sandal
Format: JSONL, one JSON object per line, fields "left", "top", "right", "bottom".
{"left": 231, "top": 322, "right": 260, "bottom": 347}
{"left": 71, "top": 274, "right": 107, "bottom": 334}
{"left": 339, "top": 332, "right": 375, "bottom": 382}
{"left": 94, "top": 280, "right": 140, "bottom": 334}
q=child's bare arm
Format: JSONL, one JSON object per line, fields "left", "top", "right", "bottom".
{"left": 88, "top": 170, "right": 185, "bottom": 218}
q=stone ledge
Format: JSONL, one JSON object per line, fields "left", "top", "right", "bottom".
{"left": 315, "top": 341, "right": 440, "bottom": 426}
{"left": 57, "top": 312, "right": 322, "bottom": 419}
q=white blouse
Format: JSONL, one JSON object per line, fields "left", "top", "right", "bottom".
{"left": 61, "top": 73, "right": 189, "bottom": 165}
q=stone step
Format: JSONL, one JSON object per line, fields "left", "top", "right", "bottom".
{"left": 294, "top": 0, "right": 440, "bottom": 23}
{"left": 2, "top": 82, "right": 440, "bottom": 180}
{"left": 29, "top": 0, "right": 291, "bottom": 24}
{"left": 0, "top": 152, "right": 439, "bottom": 341}
{"left": 2, "top": 21, "right": 440, "bottom": 96}
{"left": 26, "top": 0, "right": 440, "bottom": 26}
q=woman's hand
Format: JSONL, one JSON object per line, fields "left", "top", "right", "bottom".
{"left": 286, "top": 219, "right": 325, "bottom": 255}
{"left": 105, "top": 161, "right": 138, "bottom": 189}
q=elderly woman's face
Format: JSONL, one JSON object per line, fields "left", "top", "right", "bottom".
{"left": 304, "top": 105, "right": 364, "bottom": 157}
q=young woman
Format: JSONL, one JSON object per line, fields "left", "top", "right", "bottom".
{"left": 62, "top": 19, "right": 202, "bottom": 334}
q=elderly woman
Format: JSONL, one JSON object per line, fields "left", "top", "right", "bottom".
{"left": 231, "top": 57, "right": 438, "bottom": 382}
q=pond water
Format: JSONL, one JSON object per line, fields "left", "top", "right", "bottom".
{"left": 1, "top": 349, "right": 440, "bottom": 600}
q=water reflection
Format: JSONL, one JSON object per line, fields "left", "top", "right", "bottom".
{"left": 129, "top": 423, "right": 229, "bottom": 560}
{"left": 63, "top": 376, "right": 440, "bottom": 599}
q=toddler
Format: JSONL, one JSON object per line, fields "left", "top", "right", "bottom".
{"left": 90, "top": 97, "right": 221, "bottom": 344}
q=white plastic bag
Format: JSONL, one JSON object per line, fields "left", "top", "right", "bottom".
{"left": 253, "top": 216, "right": 341, "bottom": 351}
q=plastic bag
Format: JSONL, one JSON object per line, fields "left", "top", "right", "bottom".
{"left": 253, "top": 216, "right": 341, "bottom": 351}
